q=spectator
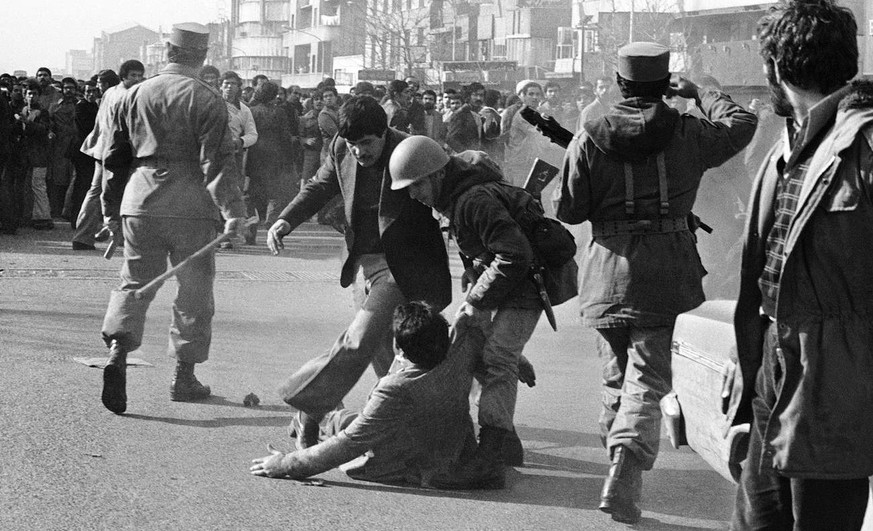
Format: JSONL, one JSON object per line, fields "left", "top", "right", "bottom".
{"left": 47, "top": 77, "right": 79, "bottom": 220}
{"left": 317, "top": 86, "right": 340, "bottom": 164}
{"left": 420, "top": 89, "right": 446, "bottom": 146}
{"left": 18, "top": 79, "right": 53, "bottom": 229}
{"left": 353, "top": 81, "right": 375, "bottom": 99}
{"left": 34, "top": 67, "right": 59, "bottom": 111}
{"left": 68, "top": 80, "right": 99, "bottom": 229}
{"left": 299, "top": 92, "right": 324, "bottom": 181}
{"left": 580, "top": 76, "right": 616, "bottom": 123}
{"left": 382, "top": 79, "right": 410, "bottom": 132}
{"left": 198, "top": 65, "right": 220, "bottom": 89}
{"left": 445, "top": 92, "right": 480, "bottom": 154}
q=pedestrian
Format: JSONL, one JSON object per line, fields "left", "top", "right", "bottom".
{"left": 266, "top": 95, "right": 451, "bottom": 449}
{"left": 727, "top": 1, "right": 873, "bottom": 528}
{"left": 2, "top": 81, "right": 30, "bottom": 233}
{"left": 381, "top": 79, "right": 410, "bottom": 132}
{"left": 0, "top": 80, "right": 14, "bottom": 234}
{"left": 317, "top": 86, "right": 340, "bottom": 164}
{"left": 47, "top": 77, "right": 79, "bottom": 221}
{"left": 554, "top": 42, "right": 757, "bottom": 524}
{"left": 17, "top": 79, "right": 53, "bottom": 230}
{"left": 245, "top": 81, "right": 294, "bottom": 245}
{"left": 445, "top": 91, "right": 480, "bottom": 153}
{"left": 420, "top": 89, "right": 446, "bottom": 146}
{"left": 98, "top": 22, "right": 246, "bottom": 415}
{"left": 390, "top": 135, "right": 578, "bottom": 466}
{"left": 219, "top": 70, "right": 258, "bottom": 250}
{"left": 68, "top": 80, "right": 99, "bottom": 229}
{"left": 298, "top": 92, "right": 323, "bottom": 181}
{"left": 34, "top": 67, "right": 59, "bottom": 112}
{"left": 251, "top": 301, "right": 505, "bottom": 489}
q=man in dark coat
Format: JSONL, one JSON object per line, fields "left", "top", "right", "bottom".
{"left": 267, "top": 96, "right": 451, "bottom": 446}
{"left": 555, "top": 42, "right": 756, "bottom": 523}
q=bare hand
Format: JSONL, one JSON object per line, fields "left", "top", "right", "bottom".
{"left": 266, "top": 220, "right": 291, "bottom": 255}
{"left": 518, "top": 355, "right": 536, "bottom": 388}
{"left": 250, "top": 444, "right": 288, "bottom": 478}
{"left": 665, "top": 76, "right": 700, "bottom": 101}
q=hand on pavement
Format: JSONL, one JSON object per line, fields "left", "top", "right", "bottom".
{"left": 250, "top": 444, "right": 288, "bottom": 478}
{"left": 267, "top": 220, "right": 291, "bottom": 255}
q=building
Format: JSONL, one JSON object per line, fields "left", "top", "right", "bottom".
{"left": 92, "top": 22, "right": 159, "bottom": 72}
{"left": 65, "top": 50, "right": 93, "bottom": 80}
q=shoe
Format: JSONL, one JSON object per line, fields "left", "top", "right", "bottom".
{"left": 244, "top": 236, "right": 256, "bottom": 246}
{"left": 287, "top": 410, "right": 322, "bottom": 451}
{"left": 170, "top": 362, "right": 211, "bottom": 402}
{"left": 478, "top": 425, "right": 524, "bottom": 467}
{"left": 72, "top": 241, "right": 96, "bottom": 251}
{"left": 219, "top": 241, "right": 233, "bottom": 250}
{"left": 32, "top": 220, "right": 54, "bottom": 230}
{"left": 599, "top": 446, "right": 643, "bottom": 524}
{"left": 101, "top": 340, "right": 127, "bottom": 414}
{"left": 94, "top": 229, "right": 109, "bottom": 242}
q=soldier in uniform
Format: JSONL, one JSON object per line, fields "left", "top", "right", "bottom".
{"left": 98, "top": 23, "right": 246, "bottom": 415}
{"left": 555, "top": 42, "right": 757, "bottom": 523}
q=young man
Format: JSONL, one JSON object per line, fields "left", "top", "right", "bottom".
{"left": 727, "top": 2, "right": 873, "bottom": 528}
{"left": 389, "top": 135, "right": 547, "bottom": 466}
{"left": 579, "top": 76, "right": 615, "bottom": 124}
{"left": 420, "top": 89, "right": 446, "bottom": 146}
{"left": 251, "top": 302, "right": 504, "bottom": 489}
{"left": 47, "top": 77, "right": 79, "bottom": 220}
{"left": 445, "top": 91, "right": 480, "bottom": 153}
{"left": 98, "top": 23, "right": 246, "bottom": 414}
{"left": 317, "top": 86, "right": 340, "bottom": 164}
{"left": 381, "top": 79, "right": 411, "bottom": 132}
{"left": 555, "top": 42, "right": 756, "bottom": 523}
{"left": 17, "top": 80, "right": 53, "bottom": 230}
{"left": 266, "top": 96, "right": 451, "bottom": 448}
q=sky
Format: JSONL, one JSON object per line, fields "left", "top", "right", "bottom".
{"left": 0, "top": 0, "right": 231, "bottom": 75}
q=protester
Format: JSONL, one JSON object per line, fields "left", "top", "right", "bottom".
{"left": 68, "top": 80, "right": 99, "bottom": 228}
{"left": 47, "top": 77, "right": 79, "bottom": 220}
{"left": 98, "top": 23, "right": 246, "bottom": 414}
{"left": 18, "top": 79, "right": 53, "bottom": 230}
{"left": 727, "top": 1, "right": 873, "bottom": 528}
{"left": 34, "top": 67, "right": 59, "bottom": 111}
{"left": 317, "top": 86, "right": 340, "bottom": 164}
{"left": 381, "top": 79, "right": 410, "bottom": 132}
{"left": 198, "top": 65, "right": 220, "bottom": 89}
{"left": 265, "top": 95, "right": 451, "bottom": 451}
{"left": 445, "top": 91, "right": 480, "bottom": 153}
{"left": 420, "top": 89, "right": 446, "bottom": 146}
{"left": 579, "top": 76, "right": 615, "bottom": 123}
{"left": 555, "top": 42, "right": 756, "bottom": 524}
{"left": 299, "top": 92, "right": 324, "bottom": 181}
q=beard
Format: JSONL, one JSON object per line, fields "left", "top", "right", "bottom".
{"left": 766, "top": 65, "right": 794, "bottom": 118}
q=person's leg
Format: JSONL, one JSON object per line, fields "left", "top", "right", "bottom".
{"left": 596, "top": 328, "right": 630, "bottom": 448}
{"left": 30, "top": 166, "right": 52, "bottom": 226}
{"left": 73, "top": 162, "right": 104, "bottom": 246}
{"left": 792, "top": 477, "right": 869, "bottom": 529}
{"left": 278, "top": 254, "right": 405, "bottom": 417}
{"left": 69, "top": 154, "right": 95, "bottom": 229}
{"left": 245, "top": 177, "right": 267, "bottom": 244}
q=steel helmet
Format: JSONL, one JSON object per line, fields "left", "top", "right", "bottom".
{"left": 389, "top": 136, "right": 450, "bottom": 190}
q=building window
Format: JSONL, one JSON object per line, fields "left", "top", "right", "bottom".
{"left": 583, "top": 29, "right": 599, "bottom": 53}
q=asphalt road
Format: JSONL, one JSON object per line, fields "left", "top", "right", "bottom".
{"left": 0, "top": 223, "right": 759, "bottom": 530}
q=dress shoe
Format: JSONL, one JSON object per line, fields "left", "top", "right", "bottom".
{"left": 287, "top": 410, "right": 322, "bottom": 451}
{"left": 599, "top": 445, "right": 643, "bottom": 524}
{"left": 101, "top": 340, "right": 127, "bottom": 414}
{"left": 72, "top": 241, "right": 96, "bottom": 251}
{"left": 170, "top": 361, "right": 211, "bottom": 402}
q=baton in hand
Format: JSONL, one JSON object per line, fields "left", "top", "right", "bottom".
{"left": 133, "top": 215, "right": 258, "bottom": 300}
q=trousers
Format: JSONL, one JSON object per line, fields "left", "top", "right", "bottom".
{"left": 73, "top": 161, "right": 104, "bottom": 245}
{"left": 278, "top": 254, "right": 405, "bottom": 417}
{"left": 101, "top": 216, "right": 217, "bottom": 363}
{"left": 596, "top": 324, "right": 674, "bottom": 469}
{"left": 30, "top": 166, "right": 51, "bottom": 221}
{"left": 731, "top": 320, "right": 870, "bottom": 530}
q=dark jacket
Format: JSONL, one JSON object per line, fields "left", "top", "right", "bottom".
{"left": 446, "top": 104, "right": 480, "bottom": 154}
{"left": 435, "top": 152, "right": 540, "bottom": 310}
{"left": 248, "top": 101, "right": 294, "bottom": 180}
{"left": 279, "top": 128, "right": 451, "bottom": 310}
{"left": 18, "top": 102, "right": 50, "bottom": 168}
{"left": 728, "top": 80, "right": 873, "bottom": 478}
{"left": 556, "top": 90, "right": 757, "bottom": 327}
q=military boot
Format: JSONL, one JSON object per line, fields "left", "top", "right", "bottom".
{"left": 478, "top": 425, "right": 525, "bottom": 467}
{"left": 170, "top": 361, "right": 211, "bottom": 402}
{"left": 102, "top": 340, "right": 127, "bottom": 414}
{"left": 599, "top": 445, "right": 643, "bottom": 524}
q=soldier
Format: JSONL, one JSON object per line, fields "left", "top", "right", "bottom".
{"left": 555, "top": 42, "right": 757, "bottom": 523}
{"left": 98, "top": 23, "right": 246, "bottom": 414}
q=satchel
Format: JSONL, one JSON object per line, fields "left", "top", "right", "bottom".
{"left": 527, "top": 216, "right": 577, "bottom": 268}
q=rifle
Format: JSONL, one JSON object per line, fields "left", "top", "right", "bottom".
{"left": 520, "top": 106, "right": 573, "bottom": 149}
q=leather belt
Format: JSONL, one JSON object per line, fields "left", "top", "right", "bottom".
{"left": 591, "top": 217, "right": 689, "bottom": 237}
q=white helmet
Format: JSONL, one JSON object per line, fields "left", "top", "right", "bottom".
{"left": 389, "top": 136, "right": 450, "bottom": 190}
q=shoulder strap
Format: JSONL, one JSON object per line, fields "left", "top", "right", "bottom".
{"left": 623, "top": 152, "right": 670, "bottom": 217}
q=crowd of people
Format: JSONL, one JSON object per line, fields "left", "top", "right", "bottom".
{"left": 4, "top": 0, "right": 872, "bottom": 528}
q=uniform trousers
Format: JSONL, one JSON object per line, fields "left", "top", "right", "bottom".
{"left": 278, "top": 253, "right": 405, "bottom": 418}
{"left": 596, "top": 324, "right": 674, "bottom": 469}
{"left": 474, "top": 307, "right": 541, "bottom": 431}
{"left": 101, "top": 216, "right": 216, "bottom": 363}
{"left": 731, "top": 320, "right": 870, "bottom": 530}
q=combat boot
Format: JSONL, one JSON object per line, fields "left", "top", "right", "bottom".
{"left": 599, "top": 445, "right": 643, "bottom": 524}
{"left": 478, "top": 425, "right": 524, "bottom": 467}
{"left": 102, "top": 340, "right": 127, "bottom": 414}
{"left": 170, "top": 361, "right": 211, "bottom": 402}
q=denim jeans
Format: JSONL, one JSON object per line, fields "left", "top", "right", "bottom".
{"left": 731, "top": 320, "right": 870, "bottom": 530}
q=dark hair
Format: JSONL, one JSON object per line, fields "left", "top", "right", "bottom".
{"left": 443, "top": 88, "right": 457, "bottom": 96}
{"left": 119, "top": 60, "right": 145, "bottom": 80}
{"left": 616, "top": 73, "right": 670, "bottom": 99}
{"left": 24, "top": 79, "right": 42, "bottom": 95}
{"left": 758, "top": 0, "right": 857, "bottom": 94}
{"left": 387, "top": 79, "right": 408, "bottom": 96}
{"left": 484, "top": 88, "right": 501, "bottom": 108}
{"left": 544, "top": 80, "right": 561, "bottom": 91}
{"left": 392, "top": 302, "right": 449, "bottom": 369}
{"left": 199, "top": 65, "right": 220, "bottom": 79}
{"left": 338, "top": 95, "right": 387, "bottom": 141}
{"left": 422, "top": 89, "right": 436, "bottom": 98}
{"left": 61, "top": 77, "right": 77, "bottom": 87}
{"left": 252, "top": 81, "right": 278, "bottom": 104}
{"left": 354, "top": 81, "right": 375, "bottom": 96}
{"left": 321, "top": 86, "right": 338, "bottom": 97}
{"left": 220, "top": 71, "right": 242, "bottom": 85}
{"left": 448, "top": 92, "right": 463, "bottom": 102}
{"left": 97, "top": 69, "right": 121, "bottom": 88}
{"left": 323, "top": 77, "right": 336, "bottom": 87}
{"left": 167, "top": 44, "right": 207, "bottom": 67}
{"left": 252, "top": 74, "right": 269, "bottom": 85}
{"left": 84, "top": 80, "right": 98, "bottom": 88}
{"left": 467, "top": 82, "right": 485, "bottom": 94}
{"left": 36, "top": 67, "right": 52, "bottom": 77}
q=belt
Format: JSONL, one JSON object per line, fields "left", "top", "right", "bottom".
{"left": 591, "top": 217, "right": 689, "bottom": 237}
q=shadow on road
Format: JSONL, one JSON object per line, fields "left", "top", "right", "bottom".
{"left": 123, "top": 412, "right": 290, "bottom": 429}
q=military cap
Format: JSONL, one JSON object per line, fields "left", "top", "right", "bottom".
{"left": 168, "top": 23, "right": 210, "bottom": 51}
{"left": 618, "top": 42, "right": 670, "bottom": 82}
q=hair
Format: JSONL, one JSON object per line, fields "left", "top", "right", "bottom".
{"left": 354, "top": 81, "right": 375, "bottom": 96}
{"left": 198, "top": 65, "right": 220, "bottom": 79}
{"left": 338, "top": 95, "right": 388, "bottom": 141}
{"left": 422, "top": 89, "right": 436, "bottom": 99}
{"left": 322, "top": 77, "right": 336, "bottom": 87}
{"left": 387, "top": 79, "right": 408, "bottom": 97}
{"left": 220, "top": 71, "right": 243, "bottom": 85}
{"left": 448, "top": 92, "right": 463, "bottom": 102}
{"left": 167, "top": 44, "right": 207, "bottom": 67}
{"left": 97, "top": 69, "right": 121, "bottom": 88}
{"left": 484, "top": 88, "right": 501, "bottom": 108}
{"left": 544, "top": 80, "right": 562, "bottom": 92}
{"left": 252, "top": 81, "right": 278, "bottom": 105}
{"left": 392, "top": 301, "right": 450, "bottom": 369}
{"left": 24, "top": 78, "right": 42, "bottom": 95}
{"left": 443, "top": 88, "right": 457, "bottom": 96}
{"left": 758, "top": 0, "right": 857, "bottom": 94}
{"left": 36, "top": 67, "right": 52, "bottom": 77}
{"left": 119, "top": 60, "right": 145, "bottom": 80}
{"left": 84, "top": 80, "right": 98, "bottom": 88}
{"left": 467, "top": 82, "right": 485, "bottom": 94}
{"left": 616, "top": 73, "right": 671, "bottom": 99}
{"left": 252, "top": 74, "right": 269, "bottom": 86}
{"left": 61, "top": 77, "right": 77, "bottom": 87}
{"left": 321, "top": 86, "right": 338, "bottom": 97}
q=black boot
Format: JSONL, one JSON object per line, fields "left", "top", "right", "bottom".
{"left": 599, "top": 446, "right": 643, "bottom": 524}
{"left": 102, "top": 340, "right": 127, "bottom": 414}
{"left": 170, "top": 361, "right": 211, "bottom": 402}
{"left": 478, "top": 425, "right": 524, "bottom": 467}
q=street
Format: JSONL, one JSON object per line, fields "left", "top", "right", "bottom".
{"left": 2, "top": 223, "right": 739, "bottom": 530}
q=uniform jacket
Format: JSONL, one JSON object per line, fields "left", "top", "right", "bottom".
{"left": 106, "top": 63, "right": 245, "bottom": 221}
{"left": 556, "top": 90, "right": 756, "bottom": 327}
{"left": 279, "top": 314, "right": 490, "bottom": 487}
{"left": 278, "top": 128, "right": 451, "bottom": 310}
{"left": 729, "top": 80, "right": 873, "bottom": 478}
{"left": 434, "top": 152, "right": 540, "bottom": 310}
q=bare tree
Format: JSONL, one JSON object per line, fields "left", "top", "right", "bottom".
{"left": 364, "top": 0, "right": 431, "bottom": 77}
